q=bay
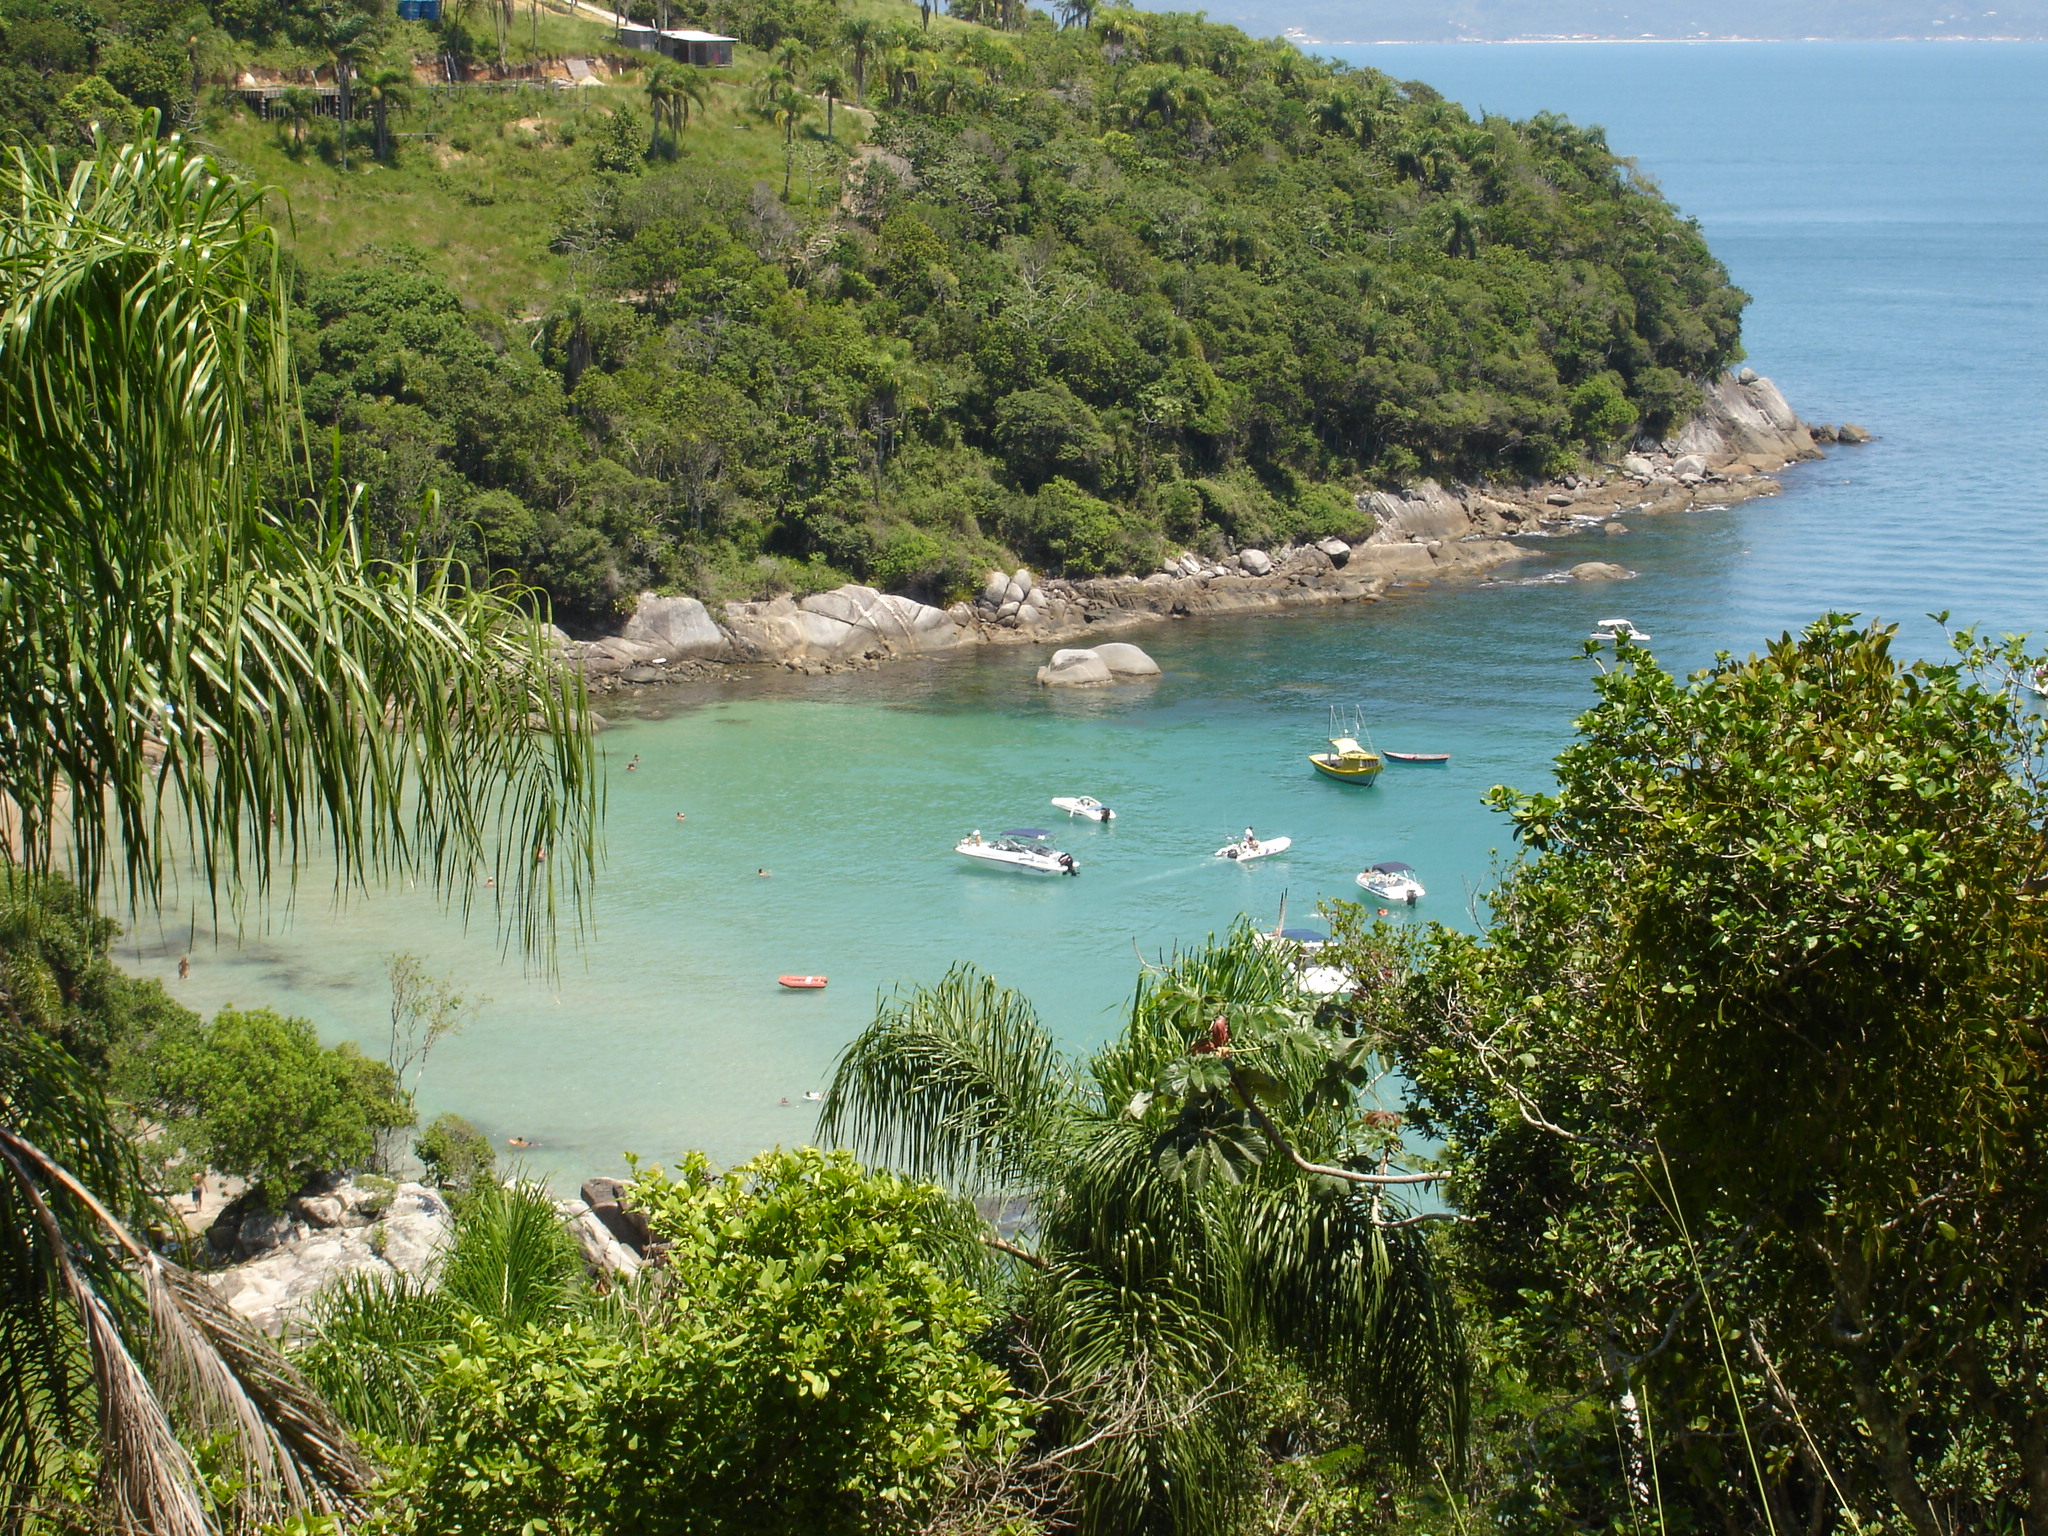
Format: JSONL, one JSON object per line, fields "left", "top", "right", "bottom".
{"left": 137, "top": 42, "right": 2048, "bottom": 1183}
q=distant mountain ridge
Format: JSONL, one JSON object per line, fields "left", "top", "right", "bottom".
{"left": 1216, "top": 1, "right": 2048, "bottom": 43}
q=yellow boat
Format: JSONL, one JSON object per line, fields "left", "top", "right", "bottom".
{"left": 1310, "top": 734, "right": 1383, "bottom": 786}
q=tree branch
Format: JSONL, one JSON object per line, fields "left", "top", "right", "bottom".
{"left": 1226, "top": 1068, "right": 1444, "bottom": 1186}
{"left": 983, "top": 1232, "right": 1051, "bottom": 1270}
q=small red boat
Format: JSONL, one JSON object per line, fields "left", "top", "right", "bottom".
{"left": 1383, "top": 752, "right": 1451, "bottom": 764}
{"left": 778, "top": 975, "right": 828, "bottom": 990}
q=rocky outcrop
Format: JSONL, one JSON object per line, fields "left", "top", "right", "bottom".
{"left": 1663, "top": 372, "right": 1818, "bottom": 469}
{"left": 548, "top": 371, "right": 1823, "bottom": 689}
{"left": 206, "top": 1181, "right": 452, "bottom": 1336}
{"left": 1036, "top": 642, "right": 1161, "bottom": 688}
{"left": 1568, "top": 561, "right": 1633, "bottom": 581}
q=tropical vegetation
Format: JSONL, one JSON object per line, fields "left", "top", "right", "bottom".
{"left": 0, "top": 0, "right": 1747, "bottom": 622}
{"left": 0, "top": 120, "right": 595, "bottom": 1529}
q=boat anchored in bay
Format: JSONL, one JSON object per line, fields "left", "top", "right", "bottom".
{"left": 956, "top": 829, "right": 1079, "bottom": 875}
{"left": 1310, "top": 706, "right": 1384, "bottom": 786}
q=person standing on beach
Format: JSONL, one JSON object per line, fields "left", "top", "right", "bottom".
{"left": 190, "top": 1171, "right": 204, "bottom": 1212}
{"left": 177, "top": 954, "right": 190, "bottom": 980}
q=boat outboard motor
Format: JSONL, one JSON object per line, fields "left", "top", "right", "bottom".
{"left": 1059, "top": 852, "right": 1078, "bottom": 875}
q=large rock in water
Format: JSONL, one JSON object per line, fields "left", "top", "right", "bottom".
{"left": 620, "top": 593, "right": 730, "bottom": 660}
{"left": 1569, "top": 561, "right": 1633, "bottom": 582}
{"left": 1036, "top": 649, "right": 1114, "bottom": 687}
{"left": 1037, "top": 643, "right": 1158, "bottom": 687}
{"left": 1093, "top": 642, "right": 1161, "bottom": 677}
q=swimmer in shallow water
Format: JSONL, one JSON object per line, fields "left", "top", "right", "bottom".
{"left": 803, "top": 1090, "right": 825, "bottom": 1102}
{"left": 757, "top": 868, "right": 770, "bottom": 877}
{"left": 627, "top": 754, "right": 640, "bottom": 771}
{"left": 507, "top": 1136, "right": 532, "bottom": 1148}
{"left": 676, "top": 811, "right": 687, "bottom": 822}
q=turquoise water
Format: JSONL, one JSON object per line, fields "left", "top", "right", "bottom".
{"left": 135, "top": 44, "right": 2048, "bottom": 1183}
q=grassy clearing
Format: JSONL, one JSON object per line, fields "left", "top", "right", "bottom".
{"left": 203, "top": 2, "right": 921, "bottom": 315}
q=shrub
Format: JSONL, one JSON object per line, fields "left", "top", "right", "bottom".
{"left": 142, "top": 1009, "right": 413, "bottom": 1201}
{"left": 414, "top": 1113, "right": 496, "bottom": 1190}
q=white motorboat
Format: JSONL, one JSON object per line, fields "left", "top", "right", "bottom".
{"left": 956, "top": 829, "right": 1078, "bottom": 875}
{"left": 1216, "top": 835, "right": 1292, "bottom": 862}
{"left": 1356, "top": 861, "right": 1425, "bottom": 904}
{"left": 1051, "top": 795, "right": 1116, "bottom": 822}
{"left": 1257, "top": 928, "right": 1350, "bottom": 996}
{"left": 1590, "top": 617, "right": 1652, "bottom": 644}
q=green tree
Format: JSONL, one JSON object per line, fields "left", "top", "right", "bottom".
{"left": 590, "top": 103, "right": 644, "bottom": 173}
{"left": 321, "top": 8, "right": 382, "bottom": 170}
{"left": 810, "top": 60, "right": 845, "bottom": 137}
{"left": 412, "top": 1112, "right": 496, "bottom": 1190}
{"left": 396, "top": 1147, "right": 1029, "bottom": 1534}
{"left": 837, "top": 13, "right": 879, "bottom": 104}
{"left": 274, "top": 83, "right": 320, "bottom": 148}
{"left": 0, "top": 134, "right": 593, "bottom": 1529}
{"left": 362, "top": 64, "right": 412, "bottom": 162}
{"left": 146, "top": 1008, "right": 412, "bottom": 1200}
{"left": 820, "top": 931, "right": 1466, "bottom": 1534}
{"left": 1359, "top": 616, "right": 2048, "bottom": 1533}
{"left": 1568, "top": 370, "right": 1638, "bottom": 448}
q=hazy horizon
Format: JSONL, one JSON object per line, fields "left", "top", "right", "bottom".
{"left": 1194, "top": 2, "right": 2048, "bottom": 45}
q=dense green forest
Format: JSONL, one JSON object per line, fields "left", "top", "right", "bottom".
{"left": 0, "top": 0, "right": 1745, "bottom": 621}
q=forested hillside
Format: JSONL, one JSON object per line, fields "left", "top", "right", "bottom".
{"left": 0, "top": 0, "right": 1747, "bottom": 621}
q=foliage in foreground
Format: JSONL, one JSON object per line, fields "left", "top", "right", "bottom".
{"left": 0, "top": 125, "right": 597, "bottom": 1531}
{"left": 1340, "top": 616, "right": 2048, "bottom": 1534}
{"left": 822, "top": 930, "right": 1468, "bottom": 1534}
{"left": 343, "top": 1147, "right": 1027, "bottom": 1535}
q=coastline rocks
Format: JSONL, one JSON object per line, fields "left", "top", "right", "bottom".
{"left": 207, "top": 1182, "right": 453, "bottom": 1336}
{"left": 555, "top": 1198, "right": 644, "bottom": 1280}
{"left": 723, "top": 586, "right": 970, "bottom": 664}
{"left": 1837, "top": 423, "right": 1872, "bottom": 444}
{"left": 620, "top": 593, "right": 730, "bottom": 661}
{"left": 1569, "top": 561, "right": 1633, "bottom": 582}
{"left": 1036, "top": 642, "right": 1159, "bottom": 687}
{"left": 1603, "top": 521, "right": 1630, "bottom": 536}
{"left": 1237, "top": 548, "right": 1273, "bottom": 576}
{"left": 1662, "top": 372, "right": 1816, "bottom": 466}
{"left": 1315, "top": 538, "right": 1351, "bottom": 566}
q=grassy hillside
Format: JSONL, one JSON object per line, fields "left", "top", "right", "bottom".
{"left": 2, "top": 0, "right": 1749, "bottom": 622}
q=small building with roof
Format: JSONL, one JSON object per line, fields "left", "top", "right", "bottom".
{"left": 620, "top": 24, "right": 735, "bottom": 65}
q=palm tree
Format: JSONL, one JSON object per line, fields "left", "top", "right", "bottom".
{"left": 1057, "top": 0, "right": 1098, "bottom": 29}
{"left": 810, "top": 61, "right": 846, "bottom": 138}
{"left": 273, "top": 85, "right": 318, "bottom": 148}
{"left": 321, "top": 8, "right": 382, "bottom": 170}
{"left": 838, "top": 14, "right": 881, "bottom": 105}
{"left": 1096, "top": 3, "right": 1145, "bottom": 68}
{"left": 819, "top": 929, "right": 1467, "bottom": 1534}
{"left": 644, "top": 60, "right": 680, "bottom": 151}
{"left": 362, "top": 66, "right": 412, "bottom": 162}
{"left": 771, "top": 86, "right": 812, "bottom": 200}
{"left": 672, "top": 63, "right": 709, "bottom": 129}
{"left": 0, "top": 132, "right": 597, "bottom": 1530}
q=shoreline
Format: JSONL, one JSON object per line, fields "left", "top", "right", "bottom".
{"left": 561, "top": 372, "right": 1839, "bottom": 698}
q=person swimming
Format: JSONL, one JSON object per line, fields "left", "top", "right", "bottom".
{"left": 676, "top": 811, "right": 687, "bottom": 821}
{"left": 627, "top": 754, "right": 640, "bottom": 771}
{"left": 757, "top": 868, "right": 770, "bottom": 877}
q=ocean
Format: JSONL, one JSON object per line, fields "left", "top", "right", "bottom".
{"left": 140, "top": 43, "right": 2048, "bottom": 1184}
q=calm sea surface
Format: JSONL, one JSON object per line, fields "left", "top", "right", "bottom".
{"left": 140, "top": 44, "right": 2048, "bottom": 1182}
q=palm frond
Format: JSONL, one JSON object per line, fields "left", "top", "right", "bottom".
{"left": 0, "top": 134, "right": 599, "bottom": 961}
{"left": 818, "top": 964, "right": 1077, "bottom": 1191}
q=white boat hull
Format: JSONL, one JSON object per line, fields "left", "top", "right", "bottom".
{"left": 1051, "top": 796, "right": 1115, "bottom": 821}
{"left": 1216, "top": 837, "right": 1291, "bottom": 862}
{"left": 1357, "top": 871, "right": 1424, "bottom": 903}
{"left": 957, "top": 842, "right": 1077, "bottom": 875}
